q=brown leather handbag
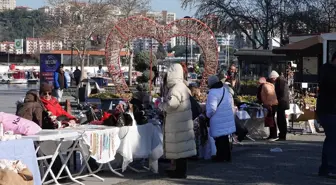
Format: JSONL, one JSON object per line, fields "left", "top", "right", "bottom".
{"left": 0, "top": 168, "right": 33, "bottom": 185}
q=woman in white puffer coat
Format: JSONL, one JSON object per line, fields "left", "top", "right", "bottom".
{"left": 206, "top": 75, "right": 236, "bottom": 162}
{"left": 159, "top": 63, "right": 196, "bottom": 179}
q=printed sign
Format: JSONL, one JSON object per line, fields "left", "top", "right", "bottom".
{"left": 14, "top": 39, "right": 23, "bottom": 49}
{"left": 40, "top": 54, "right": 62, "bottom": 85}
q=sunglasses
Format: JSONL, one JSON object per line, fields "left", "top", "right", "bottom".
{"left": 43, "top": 92, "right": 51, "bottom": 96}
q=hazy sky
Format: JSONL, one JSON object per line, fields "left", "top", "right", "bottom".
{"left": 16, "top": 0, "right": 196, "bottom": 18}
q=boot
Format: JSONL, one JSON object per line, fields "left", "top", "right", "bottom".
{"left": 167, "top": 158, "right": 187, "bottom": 179}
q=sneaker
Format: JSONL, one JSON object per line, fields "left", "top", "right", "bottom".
{"left": 278, "top": 138, "right": 286, "bottom": 141}
{"left": 268, "top": 137, "right": 279, "bottom": 142}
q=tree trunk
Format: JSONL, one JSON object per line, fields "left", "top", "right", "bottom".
{"left": 80, "top": 56, "right": 85, "bottom": 81}
{"left": 129, "top": 50, "right": 133, "bottom": 86}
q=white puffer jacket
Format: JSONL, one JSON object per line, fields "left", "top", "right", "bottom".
{"left": 161, "top": 64, "right": 196, "bottom": 159}
{"left": 206, "top": 83, "right": 236, "bottom": 138}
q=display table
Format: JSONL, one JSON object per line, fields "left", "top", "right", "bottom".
{"left": 64, "top": 125, "right": 123, "bottom": 179}
{"left": 63, "top": 122, "right": 163, "bottom": 181}
{"left": 236, "top": 108, "right": 267, "bottom": 141}
{"left": 286, "top": 104, "right": 304, "bottom": 134}
{"left": 118, "top": 123, "right": 163, "bottom": 173}
{"left": 0, "top": 139, "right": 41, "bottom": 185}
{"left": 23, "top": 130, "right": 84, "bottom": 185}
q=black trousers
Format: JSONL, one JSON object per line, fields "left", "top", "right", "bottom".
{"left": 214, "top": 135, "right": 231, "bottom": 161}
{"left": 269, "top": 105, "right": 278, "bottom": 138}
{"left": 75, "top": 78, "right": 80, "bottom": 86}
{"left": 277, "top": 108, "right": 287, "bottom": 139}
{"left": 175, "top": 158, "right": 187, "bottom": 176}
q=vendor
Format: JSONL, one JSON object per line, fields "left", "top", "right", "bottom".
{"left": 39, "top": 83, "right": 77, "bottom": 128}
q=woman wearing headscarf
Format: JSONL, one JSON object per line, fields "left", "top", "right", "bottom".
{"left": 159, "top": 63, "right": 196, "bottom": 179}
{"left": 206, "top": 75, "right": 236, "bottom": 162}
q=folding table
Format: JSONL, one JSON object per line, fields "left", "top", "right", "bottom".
{"left": 23, "top": 130, "right": 84, "bottom": 185}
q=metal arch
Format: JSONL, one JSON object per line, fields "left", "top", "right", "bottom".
{"left": 105, "top": 15, "right": 219, "bottom": 94}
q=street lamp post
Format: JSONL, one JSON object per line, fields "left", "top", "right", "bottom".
{"left": 70, "top": 43, "right": 74, "bottom": 71}
{"left": 7, "top": 45, "right": 10, "bottom": 67}
{"left": 67, "top": 41, "right": 75, "bottom": 72}
{"left": 184, "top": 16, "right": 191, "bottom": 81}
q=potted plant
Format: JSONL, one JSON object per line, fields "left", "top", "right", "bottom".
{"left": 89, "top": 92, "right": 132, "bottom": 110}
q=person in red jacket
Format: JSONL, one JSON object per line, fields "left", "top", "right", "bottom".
{"left": 40, "top": 83, "right": 76, "bottom": 121}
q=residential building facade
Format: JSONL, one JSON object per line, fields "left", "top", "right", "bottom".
{"left": 26, "top": 38, "right": 63, "bottom": 54}
{"left": 133, "top": 10, "right": 177, "bottom": 51}
{"left": 0, "top": 0, "right": 16, "bottom": 11}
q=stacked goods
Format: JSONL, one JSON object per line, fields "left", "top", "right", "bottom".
{"left": 304, "top": 96, "right": 316, "bottom": 108}
{"left": 237, "top": 95, "right": 257, "bottom": 103}
{"left": 194, "top": 93, "right": 207, "bottom": 103}
{"left": 90, "top": 92, "right": 133, "bottom": 100}
{"left": 240, "top": 80, "right": 258, "bottom": 95}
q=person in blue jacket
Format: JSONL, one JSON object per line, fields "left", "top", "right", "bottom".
{"left": 53, "top": 64, "right": 68, "bottom": 102}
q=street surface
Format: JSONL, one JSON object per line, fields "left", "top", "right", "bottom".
{"left": 61, "top": 134, "right": 334, "bottom": 185}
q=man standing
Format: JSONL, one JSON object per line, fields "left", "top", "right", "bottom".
{"left": 53, "top": 64, "right": 68, "bottom": 102}
{"left": 97, "top": 64, "right": 105, "bottom": 76}
{"left": 316, "top": 52, "right": 336, "bottom": 178}
{"left": 269, "top": 70, "right": 289, "bottom": 141}
{"left": 226, "top": 64, "right": 240, "bottom": 95}
{"left": 73, "top": 67, "right": 81, "bottom": 86}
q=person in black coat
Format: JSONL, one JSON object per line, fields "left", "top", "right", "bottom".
{"left": 316, "top": 52, "right": 336, "bottom": 178}
{"left": 269, "top": 70, "right": 289, "bottom": 141}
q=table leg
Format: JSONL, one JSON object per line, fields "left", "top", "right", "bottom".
{"left": 38, "top": 140, "right": 63, "bottom": 185}
{"left": 55, "top": 140, "right": 85, "bottom": 185}
{"left": 72, "top": 149, "right": 106, "bottom": 180}
{"left": 107, "top": 162, "right": 124, "bottom": 177}
{"left": 57, "top": 140, "right": 105, "bottom": 183}
{"left": 242, "top": 120, "right": 256, "bottom": 142}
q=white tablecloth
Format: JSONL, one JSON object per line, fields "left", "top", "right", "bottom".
{"left": 65, "top": 123, "right": 163, "bottom": 173}
{"left": 118, "top": 123, "right": 163, "bottom": 172}
{"left": 286, "top": 103, "right": 303, "bottom": 119}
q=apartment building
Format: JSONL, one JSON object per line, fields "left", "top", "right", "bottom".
{"left": 0, "top": 0, "right": 16, "bottom": 11}
{"left": 133, "top": 10, "right": 177, "bottom": 51}
{"left": 26, "top": 38, "right": 63, "bottom": 54}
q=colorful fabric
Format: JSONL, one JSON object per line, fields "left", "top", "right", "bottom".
{"left": 81, "top": 128, "right": 120, "bottom": 164}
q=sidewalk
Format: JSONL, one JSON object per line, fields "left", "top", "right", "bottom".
{"left": 72, "top": 134, "right": 334, "bottom": 185}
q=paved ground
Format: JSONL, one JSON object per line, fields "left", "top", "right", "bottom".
{"left": 61, "top": 134, "right": 334, "bottom": 185}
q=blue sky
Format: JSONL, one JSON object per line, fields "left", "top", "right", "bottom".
{"left": 16, "top": 0, "right": 196, "bottom": 18}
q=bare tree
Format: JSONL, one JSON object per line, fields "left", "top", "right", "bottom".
{"left": 308, "top": 0, "right": 336, "bottom": 32}
{"left": 112, "top": 0, "right": 150, "bottom": 17}
{"left": 45, "top": 0, "right": 121, "bottom": 79}
{"left": 181, "top": 0, "right": 305, "bottom": 49}
{"left": 111, "top": 0, "right": 150, "bottom": 85}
